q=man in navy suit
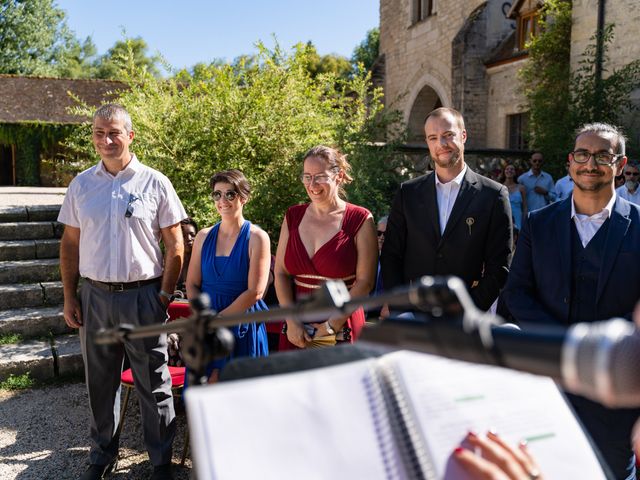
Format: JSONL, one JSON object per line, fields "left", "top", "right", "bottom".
{"left": 381, "top": 107, "right": 512, "bottom": 310}
{"left": 503, "top": 122, "right": 640, "bottom": 479}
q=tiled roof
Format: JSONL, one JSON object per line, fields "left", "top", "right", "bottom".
{"left": 0, "top": 75, "right": 126, "bottom": 124}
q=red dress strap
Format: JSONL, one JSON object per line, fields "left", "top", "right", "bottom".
{"left": 284, "top": 204, "right": 308, "bottom": 232}
{"left": 342, "top": 203, "right": 371, "bottom": 238}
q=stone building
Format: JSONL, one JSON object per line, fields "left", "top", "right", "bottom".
{"left": 0, "top": 76, "right": 125, "bottom": 186}
{"left": 380, "top": 0, "right": 640, "bottom": 151}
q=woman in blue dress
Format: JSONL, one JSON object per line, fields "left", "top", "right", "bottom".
{"left": 501, "top": 164, "right": 527, "bottom": 234}
{"left": 186, "top": 169, "right": 270, "bottom": 383}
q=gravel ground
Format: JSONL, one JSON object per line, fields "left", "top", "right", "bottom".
{"left": 0, "top": 381, "right": 192, "bottom": 480}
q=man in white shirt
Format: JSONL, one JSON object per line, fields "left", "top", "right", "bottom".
{"left": 59, "top": 104, "right": 186, "bottom": 480}
{"left": 616, "top": 162, "right": 640, "bottom": 205}
{"left": 518, "top": 151, "right": 556, "bottom": 211}
{"left": 381, "top": 107, "right": 513, "bottom": 310}
{"left": 503, "top": 122, "right": 640, "bottom": 479}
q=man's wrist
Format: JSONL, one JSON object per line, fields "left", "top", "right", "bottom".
{"left": 159, "top": 290, "right": 175, "bottom": 302}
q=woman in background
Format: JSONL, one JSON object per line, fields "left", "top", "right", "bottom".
{"left": 501, "top": 164, "right": 527, "bottom": 234}
{"left": 274, "top": 145, "right": 377, "bottom": 349}
{"left": 186, "top": 169, "right": 269, "bottom": 382}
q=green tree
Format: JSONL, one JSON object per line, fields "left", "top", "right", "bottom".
{"left": 65, "top": 43, "right": 407, "bottom": 240}
{"left": 351, "top": 28, "right": 380, "bottom": 72}
{"left": 94, "top": 37, "right": 162, "bottom": 79}
{"left": 520, "top": 0, "right": 640, "bottom": 176}
{"left": 0, "top": 0, "right": 81, "bottom": 75}
{"left": 518, "top": 0, "right": 573, "bottom": 171}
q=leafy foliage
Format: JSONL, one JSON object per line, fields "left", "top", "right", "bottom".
{"left": 520, "top": 0, "right": 640, "bottom": 176}
{"left": 94, "top": 37, "right": 163, "bottom": 79}
{"left": 351, "top": 28, "right": 380, "bottom": 72}
{"left": 0, "top": 372, "right": 34, "bottom": 390}
{"left": 64, "top": 43, "right": 407, "bottom": 241}
{"left": 0, "top": 0, "right": 84, "bottom": 76}
{"left": 518, "top": 0, "right": 573, "bottom": 172}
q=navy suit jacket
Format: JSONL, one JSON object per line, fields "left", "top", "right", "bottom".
{"left": 503, "top": 195, "right": 640, "bottom": 479}
{"left": 503, "top": 196, "right": 640, "bottom": 325}
{"left": 381, "top": 167, "right": 513, "bottom": 310}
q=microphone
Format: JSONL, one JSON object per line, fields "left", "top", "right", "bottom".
{"left": 362, "top": 285, "right": 640, "bottom": 408}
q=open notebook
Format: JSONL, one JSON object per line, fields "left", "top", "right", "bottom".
{"left": 185, "top": 350, "right": 607, "bottom": 479}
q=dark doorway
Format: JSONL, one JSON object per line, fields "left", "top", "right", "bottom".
{"left": 0, "top": 145, "right": 14, "bottom": 185}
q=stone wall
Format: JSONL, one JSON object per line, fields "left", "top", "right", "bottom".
{"left": 380, "top": 0, "right": 514, "bottom": 148}
{"left": 486, "top": 59, "right": 528, "bottom": 148}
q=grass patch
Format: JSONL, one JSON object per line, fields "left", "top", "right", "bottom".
{"left": 0, "top": 373, "right": 35, "bottom": 390}
{"left": 0, "top": 333, "right": 23, "bottom": 345}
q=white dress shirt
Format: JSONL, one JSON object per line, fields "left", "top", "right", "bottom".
{"left": 435, "top": 165, "right": 467, "bottom": 235}
{"left": 570, "top": 193, "right": 616, "bottom": 248}
{"left": 616, "top": 185, "right": 640, "bottom": 205}
{"left": 58, "top": 155, "right": 187, "bottom": 282}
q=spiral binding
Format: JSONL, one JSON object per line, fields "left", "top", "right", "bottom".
{"left": 377, "top": 358, "right": 438, "bottom": 480}
{"left": 363, "top": 362, "right": 404, "bottom": 480}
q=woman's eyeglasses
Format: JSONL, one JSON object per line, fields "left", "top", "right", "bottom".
{"left": 300, "top": 173, "right": 333, "bottom": 185}
{"left": 212, "top": 190, "right": 239, "bottom": 202}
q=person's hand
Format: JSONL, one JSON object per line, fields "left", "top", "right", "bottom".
{"left": 63, "top": 296, "right": 82, "bottom": 328}
{"left": 310, "top": 315, "right": 344, "bottom": 337}
{"left": 285, "top": 319, "right": 311, "bottom": 348}
{"left": 453, "top": 431, "right": 543, "bottom": 480}
{"left": 533, "top": 186, "right": 548, "bottom": 195}
{"left": 158, "top": 294, "right": 171, "bottom": 309}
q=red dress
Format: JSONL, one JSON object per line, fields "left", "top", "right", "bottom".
{"left": 279, "top": 202, "right": 371, "bottom": 350}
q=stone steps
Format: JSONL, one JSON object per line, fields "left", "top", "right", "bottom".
{"left": 0, "top": 258, "right": 60, "bottom": 284}
{"left": 0, "top": 204, "right": 61, "bottom": 223}
{"left": 0, "top": 333, "right": 83, "bottom": 381}
{"left": 0, "top": 238, "right": 60, "bottom": 261}
{"left": 0, "top": 221, "right": 63, "bottom": 241}
{"left": 0, "top": 281, "right": 64, "bottom": 310}
{"left": 0, "top": 305, "right": 69, "bottom": 337}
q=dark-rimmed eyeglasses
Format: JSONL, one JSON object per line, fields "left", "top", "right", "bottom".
{"left": 125, "top": 194, "right": 139, "bottom": 218}
{"left": 624, "top": 171, "right": 640, "bottom": 177}
{"left": 212, "top": 190, "right": 238, "bottom": 202}
{"left": 377, "top": 230, "right": 385, "bottom": 237}
{"left": 570, "top": 150, "right": 624, "bottom": 166}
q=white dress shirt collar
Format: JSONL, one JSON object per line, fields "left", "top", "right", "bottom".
{"left": 434, "top": 165, "right": 467, "bottom": 235}
{"left": 570, "top": 192, "right": 616, "bottom": 247}
{"left": 94, "top": 154, "right": 141, "bottom": 177}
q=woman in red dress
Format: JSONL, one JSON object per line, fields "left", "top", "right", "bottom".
{"left": 274, "top": 145, "right": 378, "bottom": 349}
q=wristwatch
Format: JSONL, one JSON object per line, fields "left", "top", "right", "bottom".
{"left": 326, "top": 321, "right": 336, "bottom": 335}
{"left": 159, "top": 290, "right": 175, "bottom": 302}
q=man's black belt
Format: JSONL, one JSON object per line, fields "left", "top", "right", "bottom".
{"left": 85, "top": 277, "right": 161, "bottom": 292}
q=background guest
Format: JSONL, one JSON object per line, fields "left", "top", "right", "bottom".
{"left": 175, "top": 217, "right": 198, "bottom": 296}
{"left": 186, "top": 169, "right": 270, "bottom": 383}
{"left": 616, "top": 161, "right": 640, "bottom": 205}
{"left": 518, "top": 151, "right": 556, "bottom": 212}
{"left": 554, "top": 161, "right": 574, "bottom": 202}
{"left": 501, "top": 163, "right": 527, "bottom": 233}
{"left": 274, "top": 145, "right": 377, "bottom": 349}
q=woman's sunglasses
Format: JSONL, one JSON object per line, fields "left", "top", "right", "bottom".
{"left": 212, "top": 190, "right": 239, "bottom": 202}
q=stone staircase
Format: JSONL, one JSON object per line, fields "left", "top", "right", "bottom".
{"left": 0, "top": 204, "right": 83, "bottom": 381}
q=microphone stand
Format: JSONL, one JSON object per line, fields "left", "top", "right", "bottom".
{"left": 95, "top": 276, "right": 496, "bottom": 387}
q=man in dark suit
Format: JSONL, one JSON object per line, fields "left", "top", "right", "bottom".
{"left": 503, "top": 122, "right": 640, "bottom": 479}
{"left": 381, "top": 107, "right": 512, "bottom": 310}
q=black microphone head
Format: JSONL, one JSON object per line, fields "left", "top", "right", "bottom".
{"left": 190, "top": 292, "right": 211, "bottom": 313}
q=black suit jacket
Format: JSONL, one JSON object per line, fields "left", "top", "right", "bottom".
{"left": 381, "top": 167, "right": 513, "bottom": 310}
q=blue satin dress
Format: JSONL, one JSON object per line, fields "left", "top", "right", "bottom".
{"left": 197, "top": 220, "right": 269, "bottom": 378}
